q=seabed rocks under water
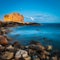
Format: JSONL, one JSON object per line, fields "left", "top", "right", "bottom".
{"left": 0, "top": 27, "right": 60, "bottom": 60}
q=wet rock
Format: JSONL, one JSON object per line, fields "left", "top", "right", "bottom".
{"left": 13, "top": 41, "right": 21, "bottom": 48}
{"left": 52, "top": 56, "right": 58, "bottom": 60}
{"left": 25, "top": 46, "right": 29, "bottom": 49}
{"left": 36, "top": 44, "right": 45, "bottom": 50}
{"left": 29, "top": 44, "right": 36, "bottom": 50}
{"left": 15, "top": 49, "right": 28, "bottom": 59}
{"left": 24, "top": 56, "right": 31, "bottom": 60}
{"left": 30, "top": 40, "right": 40, "bottom": 45}
{"left": 46, "top": 56, "right": 50, "bottom": 60}
{"left": 0, "top": 45, "right": 5, "bottom": 49}
{"left": 29, "top": 44, "right": 45, "bottom": 52}
{"left": 18, "top": 57, "right": 25, "bottom": 60}
{"left": 1, "top": 29, "right": 7, "bottom": 34}
{"left": 43, "top": 50, "right": 50, "bottom": 55}
{"left": 31, "top": 55, "right": 40, "bottom": 60}
{"left": 2, "top": 51, "right": 14, "bottom": 60}
{"left": 28, "top": 49, "right": 36, "bottom": 56}
{"left": 51, "top": 50, "right": 60, "bottom": 60}
{"left": 0, "top": 35, "right": 8, "bottom": 45}
{"left": 6, "top": 45, "right": 14, "bottom": 51}
{"left": 47, "top": 45, "right": 52, "bottom": 51}
{"left": 29, "top": 40, "right": 45, "bottom": 50}
{"left": 0, "top": 45, "right": 5, "bottom": 51}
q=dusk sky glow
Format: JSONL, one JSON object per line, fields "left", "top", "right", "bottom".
{"left": 0, "top": 0, "right": 60, "bottom": 23}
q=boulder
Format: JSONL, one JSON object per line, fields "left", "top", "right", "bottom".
{"left": 2, "top": 51, "right": 14, "bottom": 60}
{"left": 47, "top": 45, "right": 52, "bottom": 51}
{"left": 43, "top": 50, "right": 50, "bottom": 55}
{"left": 28, "top": 49, "right": 36, "bottom": 55}
{"left": 15, "top": 49, "right": 28, "bottom": 59}
{"left": 36, "top": 44, "right": 45, "bottom": 50}
{"left": 24, "top": 56, "right": 31, "bottom": 60}
{"left": 0, "top": 45, "right": 5, "bottom": 51}
{"left": 0, "top": 35, "right": 8, "bottom": 45}
{"left": 6, "top": 45, "right": 14, "bottom": 50}
{"left": 32, "top": 55, "right": 40, "bottom": 60}
{"left": 52, "top": 56, "right": 58, "bottom": 60}
{"left": 13, "top": 41, "right": 21, "bottom": 48}
{"left": 30, "top": 40, "right": 40, "bottom": 45}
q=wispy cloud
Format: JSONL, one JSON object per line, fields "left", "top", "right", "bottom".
{"left": 25, "top": 14, "right": 59, "bottom": 23}
{"left": 25, "top": 16, "right": 34, "bottom": 21}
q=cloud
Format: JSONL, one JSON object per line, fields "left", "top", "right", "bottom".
{"left": 30, "top": 17, "right": 34, "bottom": 21}
{"left": 25, "top": 14, "right": 59, "bottom": 23}
{"left": 25, "top": 16, "right": 34, "bottom": 21}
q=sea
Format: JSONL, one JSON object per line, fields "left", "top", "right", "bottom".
{"left": 7, "top": 23, "right": 60, "bottom": 50}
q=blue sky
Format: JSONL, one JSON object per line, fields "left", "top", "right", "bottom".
{"left": 0, "top": 0, "right": 60, "bottom": 23}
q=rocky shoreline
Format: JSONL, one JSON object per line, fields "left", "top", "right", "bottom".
{"left": 0, "top": 26, "right": 60, "bottom": 60}
{"left": 0, "top": 21, "right": 41, "bottom": 27}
